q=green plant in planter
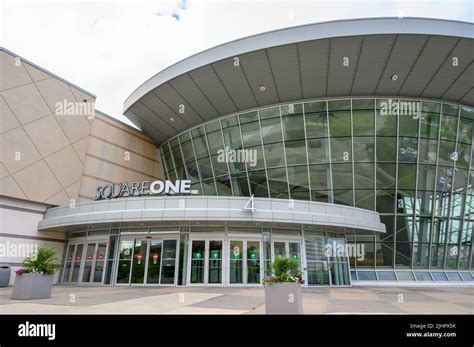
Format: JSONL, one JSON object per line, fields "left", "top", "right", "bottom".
{"left": 263, "top": 256, "right": 304, "bottom": 285}
{"left": 21, "top": 246, "right": 61, "bottom": 275}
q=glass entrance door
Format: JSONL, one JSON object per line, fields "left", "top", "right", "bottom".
{"left": 190, "top": 241, "right": 205, "bottom": 284}
{"left": 228, "top": 240, "right": 262, "bottom": 285}
{"left": 271, "top": 241, "right": 302, "bottom": 261}
{"left": 62, "top": 244, "right": 75, "bottom": 282}
{"left": 116, "top": 238, "right": 177, "bottom": 285}
{"left": 71, "top": 244, "right": 84, "bottom": 282}
{"left": 246, "top": 241, "right": 261, "bottom": 284}
{"left": 189, "top": 240, "right": 223, "bottom": 285}
{"left": 93, "top": 242, "right": 107, "bottom": 283}
{"left": 229, "top": 240, "right": 243, "bottom": 284}
{"left": 62, "top": 241, "right": 108, "bottom": 284}
{"left": 146, "top": 241, "right": 162, "bottom": 284}
{"left": 327, "top": 238, "right": 350, "bottom": 286}
{"left": 82, "top": 243, "right": 96, "bottom": 282}
{"left": 131, "top": 240, "right": 148, "bottom": 284}
{"left": 208, "top": 241, "right": 223, "bottom": 284}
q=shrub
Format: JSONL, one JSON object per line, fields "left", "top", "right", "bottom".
{"left": 263, "top": 256, "right": 304, "bottom": 285}
{"left": 21, "top": 246, "right": 61, "bottom": 275}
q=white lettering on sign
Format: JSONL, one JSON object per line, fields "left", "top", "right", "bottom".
{"left": 95, "top": 180, "right": 196, "bottom": 200}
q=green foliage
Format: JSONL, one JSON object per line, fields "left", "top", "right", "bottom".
{"left": 23, "top": 246, "right": 61, "bottom": 275}
{"left": 263, "top": 256, "right": 304, "bottom": 285}
{"left": 272, "top": 257, "right": 301, "bottom": 278}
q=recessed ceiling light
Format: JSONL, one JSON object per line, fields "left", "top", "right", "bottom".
{"left": 391, "top": 74, "right": 399, "bottom": 81}
{"left": 259, "top": 85, "right": 266, "bottom": 92}
{"left": 169, "top": 117, "right": 175, "bottom": 122}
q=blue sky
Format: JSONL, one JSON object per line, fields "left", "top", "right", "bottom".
{"left": 1, "top": 0, "right": 472, "bottom": 126}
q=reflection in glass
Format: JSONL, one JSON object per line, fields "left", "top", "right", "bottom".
{"left": 71, "top": 244, "right": 83, "bottom": 282}
{"left": 247, "top": 241, "right": 260, "bottom": 284}
{"left": 147, "top": 241, "right": 162, "bottom": 284}
{"left": 191, "top": 241, "right": 205, "bottom": 284}
{"left": 131, "top": 240, "right": 147, "bottom": 284}
{"left": 208, "top": 241, "right": 222, "bottom": 284}
{"left": 117, "top": 241, "right": 133, "bottom": 284}
{"left": 159, "top": 99, "right": 473, "bottom": 277}
{"left": 160, "top": 240, "right": 177, "bottom": 284}
{"left": 229, "top": 241, "right": 243, "bottom": 284}
{"left": 93, "top": 242, "right": 107, "bottom": 283}
{"left": 63, "top": 245, "right": 74, "bottom": 282}
{"left": 273, "top": 242, "right": 286, "bottom": 258}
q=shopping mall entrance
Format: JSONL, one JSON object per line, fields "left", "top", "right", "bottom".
{"left": 115, "top": 237, "right": 178, "bottom": 285}
{"left": 188, "top": 237, "right": 263, "bottom": 286}
{"left": 60, "top": 227, "right": 352, "bottom": 287}
{"left": 62, "top": 240, "right": 108, "bottom": 284}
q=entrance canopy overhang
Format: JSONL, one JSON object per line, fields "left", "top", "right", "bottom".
{"left": 38, "top": 196, "right": 386, "bottom": 234}
{"left": 123, "top": 17, "right": 474, "bottom": 145}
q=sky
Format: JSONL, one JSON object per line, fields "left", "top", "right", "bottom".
{"left": 1, "top": 0, "right": 473, "bottom": 127}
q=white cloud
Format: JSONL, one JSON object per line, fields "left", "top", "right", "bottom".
{"left": 1, "top": 0, "right": 472, "bottom": 127}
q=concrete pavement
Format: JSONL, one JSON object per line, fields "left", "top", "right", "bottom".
{"left": 0, "top": 285, "right": 472, "bottom": 314}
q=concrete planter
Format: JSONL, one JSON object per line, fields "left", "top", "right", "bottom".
{"left": 11, "top": 273, "right": 54, "bottom": 300}
{"left": 265, "top": 282, "right": 303, "bottom": 314}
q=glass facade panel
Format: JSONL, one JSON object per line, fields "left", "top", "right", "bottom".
{"left": 353, "top": 109, "right": 374, "bottom": 136}
{"left": 282, "top": 114, "right": 305, "bottom": 141}
{"left": 261, "top": 117, "right": 283, "bottom": 144}
{"left": 396, "top": 271, "right": 415, "bottom": 281}
{"left": 432, "top": 272, "right": 448, "bottom": 281}
{"left": 331, "top": 137, "right": 352, "bottom": 162}
{"left": 305, "top": 112, "right": 328, "bottom": 139}
{"left": 309, "top": 164, "right": 331, "bottom": 191}
{"left": 353, "top": 137, "right": 374, "bottom": 162}
{"left": 357, "top": 271, "right": 376, "bottom": 280}
{"left": 329, "top": 111, "right": 351, "bottom": 137}
{"left": 288, "top": 165, "right": 310, "bottom": 200}
{"left": 414, "top": 272, "right": 432, "bottom": 281}
{"left": 159, "top": 99, "right": 473, "bottom": 276}
{"left": 446, "top": 272, "right": 462, "bottom": 281}
{"left": 307, "top": 138, "right": 329, "bottom": 163}
{"left": 267, "top": 168, "right": 288, "bottom": 199}
{"left": 377, "top": 271, "right": 396, "bottom": 281}
{"left": 241, "top": 122, "right": 262, "bottom": 147}
{"left": 264, "top": 142, "right": 286, "bottom": 168}
{"left": 285, "top": 140, "right": 307, "bottom": 165}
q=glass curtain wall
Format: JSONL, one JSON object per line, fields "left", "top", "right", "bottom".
{"left": 161, "top": 99, "right": 473, "bottom": 273}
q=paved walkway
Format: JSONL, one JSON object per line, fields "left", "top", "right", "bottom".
{"left": 0, "top": 285, "right": 472, "bottom": 314}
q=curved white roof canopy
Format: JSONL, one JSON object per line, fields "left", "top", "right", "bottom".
{"left": 123, "top": 17, "right": 474, "bottom": 144}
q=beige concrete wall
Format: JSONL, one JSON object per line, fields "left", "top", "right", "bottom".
{"left": 1, "top": 48, "right": 163, "bottom": 206}
{"left": 0, "top": 48, "right": 95, "bottom": 206}
{"left": 0, "top": 196, "right": 65, "bottom": 285}
{"left": 78, "top": 112, "right": 163, "bottom": 201}
{"left": 0, "top": 48, "right": 162, "bottom": 285}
